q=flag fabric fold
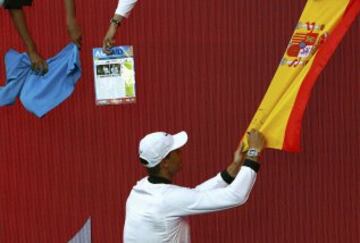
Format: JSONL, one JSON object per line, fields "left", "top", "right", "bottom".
{"left": 242, "top": 0, "right": 360, "bottom": 152}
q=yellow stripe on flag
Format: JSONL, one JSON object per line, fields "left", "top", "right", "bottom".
{"left": 241, "top": 0, "right": 359, "bottom": 152}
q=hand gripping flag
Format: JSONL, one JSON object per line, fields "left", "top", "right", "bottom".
{"left": 242, "top": 0, "right": 360, "bottom": 152}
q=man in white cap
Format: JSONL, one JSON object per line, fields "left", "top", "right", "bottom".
{"left": 123, "top": 130, "right": 265, "bottom": 242}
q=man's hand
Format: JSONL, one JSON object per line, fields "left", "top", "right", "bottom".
{"left": 245, "top": 130, "right": 265, "bottom": 162}
{"left": 67, "top": 19, "right": 82, "bottom": 48}
{"left": 102, "top": 15, "right": 124, "bottom": 54}
{"left": 28, "top": 49, "right": 48, "bottom": 74}
{"left": 102, "top": 24, "right": 117, "bottom": 55}
{"left": 247, "top": 129, "right": 265, "bottom": 152}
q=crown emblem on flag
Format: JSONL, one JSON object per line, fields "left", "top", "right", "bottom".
{"left": 280, "top": 22, "right": 328, "bottom": 68}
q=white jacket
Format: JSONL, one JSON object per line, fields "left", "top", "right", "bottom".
{"left": 123, "top": 163, "right": 258, "bottom": 243}
{"left": 116, "top": 0, "right": 138, "bottom": 18}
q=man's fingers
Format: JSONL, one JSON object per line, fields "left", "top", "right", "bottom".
{"left": 73, "top": 36, "right": 81, "bottom": 46}
{"left": 73, "top": 40, "right": 81, "bottom": 48}
{"left": 38, "top": 60, "right": 48, "bottom": 74}
{"left": 103, "top": 39, "right": 115, "bottom": 55}
{"left": 106, "top": 39, "right": 114, "bottom": 48}
{"left": 70, "top": 33, "right": 82, "bottom": 48}
{"left": 102, "top": 45, "right": 112, "bottom": 54}
{"left": 31, "top": 61, "right": 48, "bottom": 75}
{"left": 246, "top": 129, "right": 266, "bottom": 152}
{"left": 41, "top": 62, "right": 49, "bottom": 74}
{"left": 32, "top": 62, "right": 42, "bottom": 74}
{"left": 28, "top": 50, "right": 48, "bottom": 74}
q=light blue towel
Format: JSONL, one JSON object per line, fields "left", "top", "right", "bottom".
{"left": 0, "top": 43, "right": 81, "bottom": 117}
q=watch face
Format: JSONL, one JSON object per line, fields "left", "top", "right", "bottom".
{"left": 247, "top": 149, "right": 258, "bottom": 157}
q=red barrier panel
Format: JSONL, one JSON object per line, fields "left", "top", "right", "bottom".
{"left": 0, "top": 0, "right": 359, "bottom": 242}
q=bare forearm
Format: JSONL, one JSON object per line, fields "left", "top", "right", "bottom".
{"left": 9, "top": 9, "right": 36, "bottom": 51}
{"left": 115, "top": 0, "right": 137, "bottom": 18}
{"left": 226, "top": 161, "right": 242, "bottom": 178}
{"left": 64, "top": 0, "right": 76, "bottom": 24}
{"left": 102, "top": 0, "right": 137, "bottom": 53}
{"left": 112, "top": 14, "right": 124, "bottom": 23}
{"left": 63, "top": 0, "right": 82, "bottom": 47}
{"left": 226, "top": 145, "right": 245, "bottom": 178}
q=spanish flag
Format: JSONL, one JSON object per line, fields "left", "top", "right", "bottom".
{"left": 242, "top": 0, "right": 360, "bottom": 152}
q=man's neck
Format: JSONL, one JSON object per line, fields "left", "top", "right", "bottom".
{"left": 158, "top": 170, "right": 173, "bottom": 181}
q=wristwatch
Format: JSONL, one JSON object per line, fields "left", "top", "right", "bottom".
{"left": 246, "top": 148, "right": 260, "bottom": 158}
{"left": 110, "top": 18, "right": 121, "bottom": 26}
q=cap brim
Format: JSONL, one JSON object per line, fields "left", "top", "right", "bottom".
{"left": 171, "top": 131, "right": 188, "bottom": 151}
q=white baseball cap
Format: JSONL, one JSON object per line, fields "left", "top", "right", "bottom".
{"left": 139, "top": 131, "right": 188, "bottom": 168}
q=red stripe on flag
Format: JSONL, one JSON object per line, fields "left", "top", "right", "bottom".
{"left": 283, "top": 0, "right": 360, "bottom": 152}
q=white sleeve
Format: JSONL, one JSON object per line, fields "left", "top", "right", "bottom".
{"left": 115, "top": 0, "right": 138, "bottom": 18}
{"left": 194, "top": 173, "right": 229, "bottom": 191}
{"left": 163, "top": 166, "right": 257, "bottom": 217}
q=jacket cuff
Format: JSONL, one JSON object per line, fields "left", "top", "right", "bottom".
{"left": 243, "top": 159, "right": 261, "bottom": 173}
{"left": 220, "top": 170, "right": 235, "bottom": 184}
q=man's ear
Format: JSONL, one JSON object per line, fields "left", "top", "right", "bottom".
{"left": 161, "top": 152, "right": 172, "bottom": 169}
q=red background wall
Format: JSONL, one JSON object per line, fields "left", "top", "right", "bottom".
{"left": 0, "top": 0, "right": 359, "bottom": 242}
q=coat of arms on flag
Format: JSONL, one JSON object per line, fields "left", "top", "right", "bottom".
{"left": 241, "top": 0, "right": 360, "bottom": 152}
